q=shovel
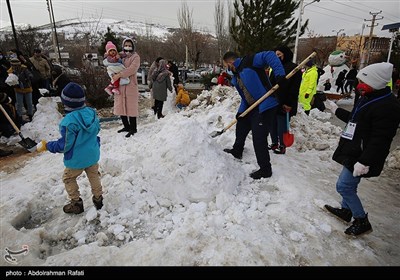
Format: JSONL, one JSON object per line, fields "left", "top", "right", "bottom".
{"left": 211, "top": 51, "right": 317, "bottom": 138}
{"left": 283, "top": 111, "right": 294, "bottom": 147}
{"left": 0, "top": 104, "right": 37, "bottom": 152}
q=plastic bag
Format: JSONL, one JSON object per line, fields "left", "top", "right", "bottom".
{"left": 5, "top": 73, "right": 19, "bottom": 86}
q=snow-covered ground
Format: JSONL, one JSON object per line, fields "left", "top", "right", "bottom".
{"left": 1, "top": 86, "right": 399, "bottom": 266}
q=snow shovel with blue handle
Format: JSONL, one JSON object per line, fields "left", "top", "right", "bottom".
{"left": 0, "top": 104, "right": 37, "bottom": 152}
{"left": 210, "top": 51, "right": 317, "bottom": 138}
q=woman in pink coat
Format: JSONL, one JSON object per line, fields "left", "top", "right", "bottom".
{"left": 111, "top": 37, "right": 141, "bottom": 138}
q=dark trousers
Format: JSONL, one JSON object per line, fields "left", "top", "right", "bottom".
{"left": 121, "top": 116, "right": 137, "bottom": 132}
{"left": 233, "top": 107, "right": 277, "bottom": 171}
{"left": 154, "top": 99, "right": 164, "bottom": 118}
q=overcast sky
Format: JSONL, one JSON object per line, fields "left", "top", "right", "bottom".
{"left": 1, "top": 0, "right": 399, "bottom": 37}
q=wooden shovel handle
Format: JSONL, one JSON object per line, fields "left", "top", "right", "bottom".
{"left": 0, "top": 104, "right": 21, "bottom": 133}
{"left": 222, "top": 51, "right": 317, "bottom": 133}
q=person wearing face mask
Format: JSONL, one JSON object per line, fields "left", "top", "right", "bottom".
{"left": 323, "top": 62, "right": 400, "bottom": 236}
{"left": 222, "top": 51, "right": 286, "bottom": 180}
{"left": 109, "top": 37, "right": 141, "bottom": 138}
{"left": 268, "top": 45, "right": 302, "bottom": 155}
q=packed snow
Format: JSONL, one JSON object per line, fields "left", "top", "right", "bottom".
{"left": 1, "top": 86, "right": 399, "bottom": 266}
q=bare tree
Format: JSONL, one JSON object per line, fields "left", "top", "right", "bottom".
{"left": 298, "top": 31, "right": 337, "bottom": 68}
{"left": 177, "top": 0, "right": 194, "bottom": 67}
{"left": 76, "top": 11, "right": 104, "bottom": 52}
{"left": 17, "top": 26, "right": 50, "bottom": 56}
{"left": 214, "top": 0, "right": 225, "bottom": 63}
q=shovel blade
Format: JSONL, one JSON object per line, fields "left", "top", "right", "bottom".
{"left": 18, "top": 137, "right": 37, "bottom": 152}
{"left": 283, "top": 132, "right": 294, "bottom": 147}
{"left": 210, "top": 130, "right": 224, "bottom": 138}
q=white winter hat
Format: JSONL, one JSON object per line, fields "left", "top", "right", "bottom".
{"left": 356, "top": 62, "right": 393, "bottom": 90}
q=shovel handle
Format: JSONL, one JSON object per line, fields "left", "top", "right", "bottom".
{"left": 215, "top": 51, "right": 317, "bottom": 136}
{"left": 236, "top": 51, "right": 317, "bottom": 120}
{"left": 286, "top": 111, "right": 290, "bottom": 132}
{"left": 0, "top": 104, "right": 21, "bottom": 133}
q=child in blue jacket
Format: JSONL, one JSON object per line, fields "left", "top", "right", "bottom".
{"left": 37, "top": 82, "right": 103, "bottom": 214}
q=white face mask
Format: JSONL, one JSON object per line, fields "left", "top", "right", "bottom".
{"left": 123, "top": 46, "right": 133, "bottom": 52}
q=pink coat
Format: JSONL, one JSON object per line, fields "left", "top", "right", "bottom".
{"left": 113, "top": 52, "right": 140, "bottom": 117}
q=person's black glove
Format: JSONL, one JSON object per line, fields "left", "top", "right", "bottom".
{"left": 276, "top": 76, "right": 287, "bottom": 88}
{"left": 236, "top": 113, "right": 241, "bottom": 120}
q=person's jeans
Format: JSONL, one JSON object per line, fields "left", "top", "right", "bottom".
{"left": 336, "top": 166, "right": 365, "bottom": 218}
{"left": 15, "top": 92, "right": 33, "bottom": 116}
{"left": 270, "top": 113, "right": 287, "bottom": 146}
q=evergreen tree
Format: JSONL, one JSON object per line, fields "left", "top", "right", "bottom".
{"left": 229, "top": 0, "right": 307, "bottom": 55}
{"left": 99, "top": 27, "right": 121, "bottom": 54}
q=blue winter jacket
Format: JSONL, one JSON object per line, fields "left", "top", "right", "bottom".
{"left": 47, "top": 107, "right": 101, "bottom": 169}
{"left": 231, "top": 51, "right": 286, "bottom": 114}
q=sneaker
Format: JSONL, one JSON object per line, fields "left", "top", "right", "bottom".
{"left": 324, "top": 205, "right": 352, "bottom": 223}
{"left": 268, "top": 143, "right": 279, "bottom": 150}
{"left": 63, "top": 198, "right": 84, "bottom": 214}
{"left": 223, "top": 148, "right": 242, "bottom": 159}
{"left": 345, "top": 213, "right": 373, "bottom": 236}
{"left": 104, "top": 86, "right": 113, "bottom": 96}
{"left": 111, "top": 88, "right": 120, "bottom": 95}
{"left": 250, "top": 168, "right": 272, "bottom": 179}
{"left": 157, "top": 114, "right": 165, "bottom": 119}
{"left": 92, "top": 195, "right": 103, "bottom": 210}
{"left": 273, "top": 145, "right": 286, "bottom": 155}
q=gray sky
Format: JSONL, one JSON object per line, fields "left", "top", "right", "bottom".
{"left": 1, "top": 0, "right": 399, "bottom": 37}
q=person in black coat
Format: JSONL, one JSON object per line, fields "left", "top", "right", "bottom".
{"left": 344, "top": 66, "right": 357, "bottom": 93}
{"left": 268, "top": 46, "right": 302, "bottom": 154}
{"left": 335, "top": 69, "right": 347, "bottom": 94}
{"left": 167, "top": 60, "right": 180, "bottom": 94}
{"left": 323, "top": 62, "right": 400, "bottom": 236}
{"left": 50, "top": 65, "right": 71, "bottom": 97}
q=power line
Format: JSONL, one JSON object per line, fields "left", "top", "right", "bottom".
{"left": 310, "top": 5, "right": 365, "bottom": 21}
{"left": 346, "top": 0, "right": 399, "bottom": 22}
{"left": 306, "top": 8, "right": 361, "bottom": 24}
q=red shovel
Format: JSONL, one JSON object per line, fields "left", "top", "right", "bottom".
{"left": 283, "top": 111, "right": 294, "bottom": 147}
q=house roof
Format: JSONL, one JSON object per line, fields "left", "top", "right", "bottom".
{"left": 381, "top": 22, "right": 400, "bottom": 31}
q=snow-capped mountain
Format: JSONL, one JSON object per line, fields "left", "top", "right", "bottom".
{"left": 1, "top": 18, "right": 176, "bottom": 40}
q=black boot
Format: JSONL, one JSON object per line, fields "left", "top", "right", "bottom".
{"left": 118, "top": 116, "right": 130, "bottom": 133}
{"left": 250, "top": 168, "right": 272, "bottom": 179}
{"left": 223, "top": 148, "right": 242, "bottom": 159}
{"left": 0, "top": 149, "right": 13, "bottom": 157}
{"left": 92, "top": 195, "right": 103, "bottom": 210}
{"left": 324, "top": 205, "right": 352, "bottom": 223}
{"left": 125, "top": 117, "right": 137, "bottom": 137}
{"left": 345, "top": 213, "right": 372, "bottom": 236}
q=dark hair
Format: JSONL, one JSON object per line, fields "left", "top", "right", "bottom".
{"left": 155, "top": 57, "right": 163, "bottom": 63}
{"left": 223, "top": 51, "right": 239, "bottom": 61}
{"left": 34, "top": 48, "right": 41, "bottom": 53}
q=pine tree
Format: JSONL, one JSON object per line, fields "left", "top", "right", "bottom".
{"left": 229, "top": 0, "right": 307, "bottom": 55}
{"left": 99, "top": 27, "right": 121, "bottom": 54}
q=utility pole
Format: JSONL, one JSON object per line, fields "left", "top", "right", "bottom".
{"left": 49, "top": 0, "right": 62, "bottom": 63}
{"left": 46, "top": 0, "right": 59, "bottom": 63}
{"left": 360, "top": 11, "right": 383, "bottom": 69}
{"left": 6, "top": 0, "right": 19, "bottom": 52}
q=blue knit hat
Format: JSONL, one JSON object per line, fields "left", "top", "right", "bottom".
{"left": 61, "top": 82, "right": 86, "bottom": 113}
